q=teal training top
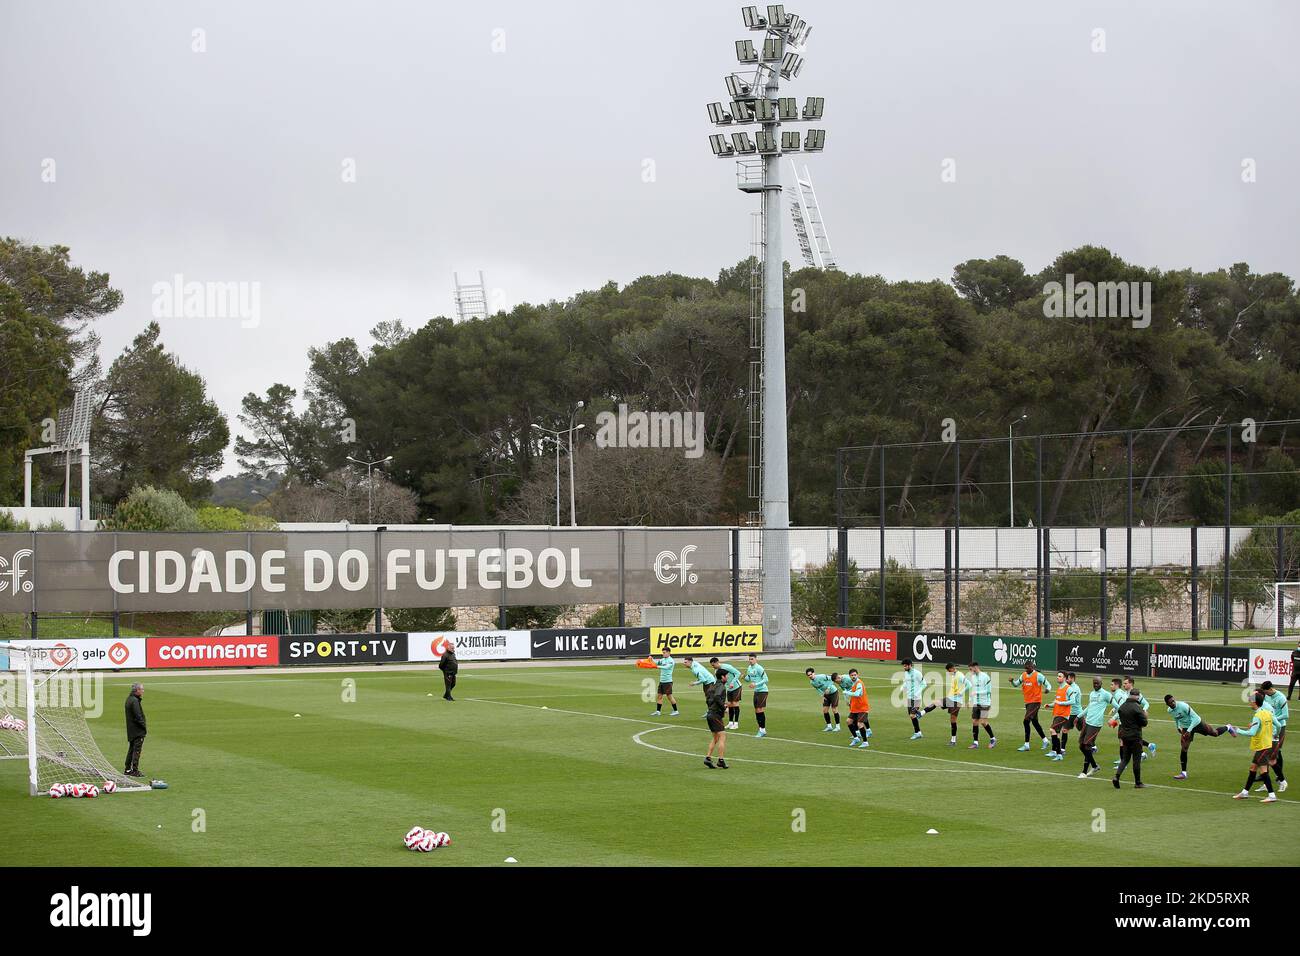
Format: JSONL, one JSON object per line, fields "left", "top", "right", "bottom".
{"left": 717, "top": 662, "right": 742, "bottom": 692}
{"left": 902, "top": 669, "right": 925, "bottom": 699}
{"left": 745, "top": 663, "right": 769, "bottom": 693}
{"left": 1084, "top": 687, "right": 1112, "bottom": 726}
{"left": 689, "top": 660, "right": 716, "bottom": 685}
{"left": 1065, "top": 682, "right": 1083, "bottom": 716}
{"left": 1264, "top": 690, "right": 1289, "bottom": 729}
{"left": 809, "top": 674, "right": 838, "bottom": 696}
{"left": 1166, "top": 700, "right": 1201, "bottom": 732}
{"left": 655, "top": 656, "right": 675, "bottom": 682}
{"left": 968, "top": 671, "right": 993, "bottom": 707}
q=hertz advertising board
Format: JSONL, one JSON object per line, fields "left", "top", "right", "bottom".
{"left": 648, "top": 626, "right": 762, "bottom": 655}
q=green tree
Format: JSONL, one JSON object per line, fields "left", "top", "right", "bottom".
{"left": 1048, "top": 570, "right": 1105, "bottom": 634}
{"left": 504, "top": 605, "right": 568, "bottom": 629}
{"left": 862, "top": 560, "right": 931, "bottom": 631}
{"left": 100, "top": 485, "right": 200, "bottom": 531}
{"left": 95, "top": 322, "right": 229, "bottom": 502}
{"left": 317, "top": 608, "right": 376, "bottom": 633}
{"left": 962, "top": 572, "right": 1032, "bottom": 634}
{"left": 792, "top": 554, "right": 870, "bottom": 629}
{"left": 584, "top": 605, "right": 621, "bottom": 627}
{"left": 1112, "top": 572, "right": 1175, "bottom": 633}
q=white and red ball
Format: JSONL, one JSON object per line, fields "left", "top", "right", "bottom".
{"left": 102, "top": 780, "right": 117, "bottom": 794}
{"left": 48, "top": 783, "right": 66, "bottom": 799}
{"left": 404, "top": 826, "right": 427, "bottom": 849}
{"left": 415, "top": 831, "right": 437, "bottom": 852}
{"left": 85, "top": 785, "right": 100, "bottom": 798}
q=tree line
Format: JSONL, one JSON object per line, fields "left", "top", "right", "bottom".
{"left": 3, "top": 236, "right": 1298, "bottom": 528}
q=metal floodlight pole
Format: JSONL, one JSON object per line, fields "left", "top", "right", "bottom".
{"left": 568, "top": 402, "right": 585, "bottom": 527}
{"left": 531, "top": 424, "right": 565, "bottom": 526}
{"left": 346, "top": 455, "right": 392, "bottom": 524}
{"left": 1008, "top": 413, "right": 1026, "bottom": 527}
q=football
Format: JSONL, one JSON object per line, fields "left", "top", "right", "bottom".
{"left": 48, "top": 783, "right": 66, "bottom": 799}
{"left": 102, "top": 780, "right": 117, "bottom": 794}
{"left": 403, "top": 826, "right": 426, "bottom": 849}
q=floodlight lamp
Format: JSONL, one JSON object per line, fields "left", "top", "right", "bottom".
{"left": 803, "top": 128, "right": 826, "bottom": 151}
{"left": 731, "top": 99, "right": 756, "bottom": 122}
{"left": 731, "top": 131, "right": 757, "bottom": 154}
{"left": 766, "top": 4, "right": 788, "bottom": 28}
{"left": 780, "top": 52, "right": 804, "bottom": 79}
{"left": 741, "top": 5, "right": 767, "bottom": 29}
{"left": 755, "top": 131, "right": 779, "bottom": 153}
{"left": 752, "top": 98, "right": 776, "bottom": 122}
{"left": 725, "top": 74, "right": 753, "bottom": 98}
{"left": 762, "top": 37, "right": 784, "bottom": 62}
{"left": 736, "top": 39, "right": 758, "bottom": 63}
{"left": 781, "top": 130, "right": 801, "bottom": 150}
{"left": 777, "top": 96, "right": 797, "bottom": 120}
{"left": 708, "top": 102, "right": 734, "bottom": 124}
{"left": 709, "top": 133, "right": 735, "bottom": 157}
{"left": 802, "top": 96, "right": 824, "bottom": 120}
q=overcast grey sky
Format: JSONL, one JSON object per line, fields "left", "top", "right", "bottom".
{"left": 2, "top": 0, "right": 1297, "bottom": 476}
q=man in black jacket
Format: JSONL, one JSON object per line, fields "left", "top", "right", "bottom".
{"left": 1112, "top": 689, "right": 1148, "bottom": 789}
{"left": 124, "top": 683, "right": 146, "bottom": 777}
{"left": 438, "top": 644, "right": 458, "bottom": 701}
{"left": 1288, "top": 642, "right": 1300, "bottom": 700}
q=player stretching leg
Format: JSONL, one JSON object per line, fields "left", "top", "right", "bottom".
{"left": 650, "top": 650, "right": 679, "bottom": 716}
{"left": 901, "top": 659, "right": 925, "bottom": 739}
{"left": 1255, "top": 681, "right": 1288, "bottom": 793}
{"left": 806, "top": 668, "right": 842, "bottom": 732}
{"left": 966, "top": 662, "right": 996, "bottom": 749}
{"left": 1077, "top": 677, "right": 1111, "bottom": 778}
{"left": 1165, "top": 693, "right": 1235, "bottom": 780}
{"left": 1233, "top": 693, "right": 1277, "bottom": 802}
{"left": 1011, "top": 663, "right": 1051, "bottom": 751}
{"left": 711, "top": 658, "right": 743, "bottom": 729}
{"left": 686, "top": 655, "right": 717, "bottom": 718}
{"left": 745, "top": 654, "right": 769, "bottom": 738}
{"left": 921, "top": 662, "right": 968, "bottom": 746}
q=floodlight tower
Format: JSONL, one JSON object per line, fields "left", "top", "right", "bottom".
{"left": 708, "top": 5, "right": 824, "bottom": 650}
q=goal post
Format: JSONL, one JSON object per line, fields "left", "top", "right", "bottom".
{"left": 1275, "top": 583, "right": 1300, "bottom": 641}
{"left": 0, "top": 642, "right": 150, "bottom": 796}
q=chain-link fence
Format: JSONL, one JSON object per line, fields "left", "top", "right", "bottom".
{"left": 831, "top": 420, "right": 1300, "bottom": 644}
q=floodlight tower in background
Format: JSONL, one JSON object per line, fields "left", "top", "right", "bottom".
{"left": 23, "top": 389, "right": 92, "bottom": 515}
{"left": 708, "top": 5, "right": 825, "bottom": 650}
{"left": 453, "top": 271, "right": 488, "bottom": 322}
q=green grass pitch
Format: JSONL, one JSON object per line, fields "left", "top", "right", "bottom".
{"left": 1, "top": 658, "right": 1295, "bottom": 866}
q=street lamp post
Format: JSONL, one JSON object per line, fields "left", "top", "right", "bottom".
{"left": 1007, "top": 414, "right": 1027, "bottom": 527}
{"left": 708, "top": 5, "right": 824, "bottom": 650}
{"left": 568, "top": 401, "right": 584, "bottom": 527}
{"left": 532, "top": 422, "right": 585, "bottom": 526}
{"left": 346, "top": 455, "right": 393, "bottom": 524}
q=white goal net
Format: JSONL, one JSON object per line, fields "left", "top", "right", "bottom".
{"left": 1276, "top": 583, "right": 1300, "bottom": 640}
{"left": 0, "top": 643, "right": 148, "bottom": 796}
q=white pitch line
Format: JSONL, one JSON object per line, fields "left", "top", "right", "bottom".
{"left": 463, "top": 696, "right": 1295, "bottom": 804}
{"left": 631, "top": 727, "right": 996, "bottom": 773}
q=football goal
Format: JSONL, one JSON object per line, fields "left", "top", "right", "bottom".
{"left": 1275, "top": 583, "right": 1300, "bottom": 640}
{"left": 0, "top": 643, "right": 149, "bottom": 796}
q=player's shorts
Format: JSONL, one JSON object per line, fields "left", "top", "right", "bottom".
{"left": 1051, "top": 714, "right": 1070, "bottom": 731}
{"left": 1276, "top": 727, "right": 1287, "bottom": 748}
{"left": 707, "top": 714, "right": 725, "bottom": 733}
{"left": 1024, "top": 702, "right": 1042, "bottom": 717}
{"left": 1080, "top": 723, "right": 1102, "bottom": 747}
{"left": 727, "top": 687, "right": 742, "bottom": 703}
{"left": 822, "top": 692, "right": 840, "bottom": 708}
{"left": 906, "top": 697, "right": 922, "bottom": 713}
{"left": 752, "top": 691, "right": 769, "bottom": 708}
{"left": 1250, "top": 748, "right": 1272, "bottom": 765}
{"left": 657, "top": 682, "right": 673, "bottom": 695}
{"left": 1186, "top": 720, "right": 1213, "bottom": 738}
{"left": 942, "top": 698, "right": 963, "bottom": 711}
{"left": 848, "top": 709, "right": 868, "bottom": 721}
{"left": 971, "top": 704, "right": 989, "bottom": 720}
{"left": 1065, "top": 715, "right": 1079, "bottom": 730}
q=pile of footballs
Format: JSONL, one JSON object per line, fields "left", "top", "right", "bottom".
{"left": 0, "top": 714, "right": 26, "bottom": 732}
{"left": 403, "top": 826, "right": 452, "bottom": 852}
{"left": 49, "top": 780, "right": 118, "bottom": 798}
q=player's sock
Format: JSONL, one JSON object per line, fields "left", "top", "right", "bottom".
{"left": 1033, "top": 717, "right": 1045, "bottom": 738}
{"left": 756, "top": 712, "right": 765, "bottom": 729}
{"left": 833, "top": 711, "right": 840, "bottom": 727}
{"left": 1244, "top": 770, "right": 1257, "bottom": 791}
{"left": 911, "top": 716, "right": 920, "bottom": 733}
{"left": 1262, "top": 773, "right": 1274, "bottom": 793}
{"left": 1023, "top": 720, "right": 1031, "bottom": 743}
{"left": 1273, "top": 752, "right": 1285, "bottom": 782}
{"left": 923, "top": 704, "right": 936, "bottom": 714}
{"left": 1061, "top": 733, "right": 1070, "bottom": 751}
{"left": 1180, "top": 751, "right": 1188, "bottom": 771}
{"left": 973, "top": 726, "right": 980, "bottom": 742}
{"left": 1050, "top": 734, "right": 1059, "bottom": 754}
{"left": 985, "top": 724, "right": 996, "bottom": 738}
{"left": 950, "top": 720, "right": 957, "bottom": 739}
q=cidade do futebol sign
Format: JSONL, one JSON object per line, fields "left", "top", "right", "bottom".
{"left": 0, "top": 529, "right": 729, "bottom": 614}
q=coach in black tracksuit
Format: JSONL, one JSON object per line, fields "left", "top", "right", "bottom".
{"left": 438, "top": 646, "right": 458, "bottom": 701}
{"left": 1112, "top": 690, "right": 1148, "bottom": 789}
{"left": 124, "top": 683, "right": 146, "bottom": 777}
{"left": 1288, "top": 643, "right": 1300, "bottom": 700}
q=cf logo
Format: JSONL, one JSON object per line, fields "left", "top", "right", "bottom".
{"left": 654, "top": 545, "right": 698, "bottom": 587}
{"left": 0, "top": 549, "right": 34, "bottom": 594}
